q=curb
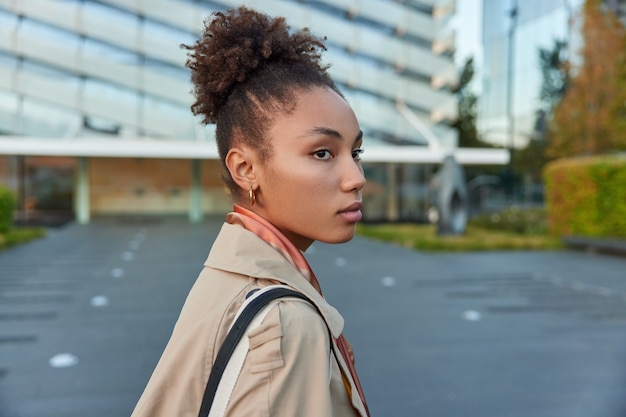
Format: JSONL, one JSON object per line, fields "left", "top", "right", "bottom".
{"left": 563, "top": 236, "right": 626, "bottom": 257}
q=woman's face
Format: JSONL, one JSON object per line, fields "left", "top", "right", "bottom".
{"left": 253, "top": 86, "right": 366, "bottom": 251}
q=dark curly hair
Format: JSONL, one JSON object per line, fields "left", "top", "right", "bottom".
{"left": 182, "top": 6, "right": 342, "bottom": 196}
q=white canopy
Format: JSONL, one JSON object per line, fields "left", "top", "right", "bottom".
{"left": 0, "top": 136, "right": 509, "bottom": 165}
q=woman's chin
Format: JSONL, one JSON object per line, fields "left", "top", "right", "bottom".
{"left": 319, "top": 231, "right": 356, "bottom": 245}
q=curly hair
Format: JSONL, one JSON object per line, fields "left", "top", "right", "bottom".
{"left": 182, "top": 6, "right": 342, "bottom": 195}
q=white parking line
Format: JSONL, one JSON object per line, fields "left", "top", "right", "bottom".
{"left": 381, "top": 276, "right": 396, "bottom": 287}
{"left": 90, "top": 295, "right": 110, "bottom": 307}
{"left": 49, "top": 353, "right": 79, "bottom": 368}
{"left": 463, "top": 310, "right": 482, "bottom": 321}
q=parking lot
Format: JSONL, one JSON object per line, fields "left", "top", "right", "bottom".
{"left": 1, "top": 216, "right": 626, "bottom": 417}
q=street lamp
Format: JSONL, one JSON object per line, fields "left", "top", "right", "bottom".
{"left": 506, "top": 0, "right": 518, "bottom": 199}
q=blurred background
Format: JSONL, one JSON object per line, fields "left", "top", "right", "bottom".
{"left": 0, "top": 0, "right": 624, "bottom": 228}
{"left": 0, "top": 0, "right": 469, "bottom": 227}
{"left": 1, "top": 0, "right": 624, "bottom": 236}
{"left": 2, "top": 2, "right": 626, "bottom": 416}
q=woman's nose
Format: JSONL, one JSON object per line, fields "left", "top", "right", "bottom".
{"left": 342, "top": 158, "right": 366, "bottom": 192}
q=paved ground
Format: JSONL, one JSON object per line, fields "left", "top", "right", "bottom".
{"left": 1, "top": 216, "right": 626, "bottom": 417}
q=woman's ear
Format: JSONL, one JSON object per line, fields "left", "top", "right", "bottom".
{"left": 225, "top": 146, "right": 257, "bottom": 191}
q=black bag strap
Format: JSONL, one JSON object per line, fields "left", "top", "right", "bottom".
{"left": 198, "top": 287, "right": 312, "bottom": 417}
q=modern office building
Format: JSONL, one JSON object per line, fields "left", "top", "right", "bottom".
{"left": 479, "top": 0, "right": 625, "bottom": 150}
{"left": 479, "top": 0, "right": 578, "bottom": 149}
{"left": 0, "top": 0, "right": 507, "bottom": 224}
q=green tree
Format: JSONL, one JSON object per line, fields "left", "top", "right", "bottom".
{"left": 451, "top": 57, "right": 504, "bottom": 202}
{"left": 538, "top": 40, "right": 569, "bottom": 113}
{"left": 549, "top": 0, "right": 626, "bottom": 157}
{"left": 451, "top": 57, "right": 491, "bottom": 148}
{"left": 512, "top": 39, "right": 569, "bottom": 182}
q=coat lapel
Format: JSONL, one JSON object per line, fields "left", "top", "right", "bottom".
{"left": 205, "top": 223, "right": 344, "bottom": 338}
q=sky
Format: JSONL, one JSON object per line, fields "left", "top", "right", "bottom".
{"left": 453, "top": 0, "right": 484, "bottom": 67}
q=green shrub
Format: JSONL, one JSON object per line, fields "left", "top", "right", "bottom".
{"left": 356, "top": 223, "right": 563, "bottom": 252}
{"left": 0, "top": 227, "right": 46, "bottom": 250}
{"left": 543, "top": 155, "right": 626, "bottom": 238}
{"left": 0, "top": 185, "right": 16, "bottom": 233}
{"left": 468, "top": 206, "right": 549, "bottom": 235}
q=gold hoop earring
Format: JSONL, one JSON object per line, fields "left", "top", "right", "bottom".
{"left": 248, "top": 187, "right": 256, "bottom": 206}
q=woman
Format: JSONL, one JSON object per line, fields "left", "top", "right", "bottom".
{"left": 132, "top": 6, "right": 369, "bottom": 417}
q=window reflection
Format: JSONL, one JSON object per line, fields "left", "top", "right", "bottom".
{"left": 20, "top": 18, "right": 78, "bottom": 45}
{"left": 83, "top": 1, "right": 139, "bottom": 30}
{"left": 0, "top": 0, "right": 451, "bottom": 146}
{"left": 0, "top": 8, "right": 18, "bottom": 29}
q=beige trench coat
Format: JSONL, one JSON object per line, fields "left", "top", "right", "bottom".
{"left": 131, "top": 223, "right": 368, "bottom": 417}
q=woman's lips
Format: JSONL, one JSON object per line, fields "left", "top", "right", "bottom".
{"left": 339, "top": 202, "right": 363, "bottom": 222}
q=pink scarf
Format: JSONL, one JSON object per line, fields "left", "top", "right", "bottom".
{"left": 227, "top": 205, "right": 370, "bottom": 417}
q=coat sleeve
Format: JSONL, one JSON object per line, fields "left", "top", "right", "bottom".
{"left": 130, "top": 272, "right": 251, "bottom": 417}
{"left": 130, "top": 311, "right": 221, "bottom": 417}
{"left": 224, "top": 299, "right": 347, "bottom": 416}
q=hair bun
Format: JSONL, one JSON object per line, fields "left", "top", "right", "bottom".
{"left": 183, "top": 6, "right": 327, "bottom": 124}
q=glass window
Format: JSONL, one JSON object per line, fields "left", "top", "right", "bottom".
{"left": 21, "top": 59, "right": 74, "bottom": 78}
{"left": 143, "top": 58, "right": 189, "bottom": 82}
{"left": 142, "top": 18, "right": 197, "bottom": 55}
{"left": 21, "top": 97, "right": 81, "bottom": 137}
{"left": 482, "top": 0, "right": 512, "bottom": 40}
{"left": 143, "top": 94, "right": 189, "bottom": 120}
{"left": 0, "top": 8, "right": 18, "bottom": 30}
{"left": 83, "top": 37, "right": 138, "bottom": 65}
{"left": 84, "top": 77, "right": 140, "bottom": 126}
{"left": 0, "top": 51, "right": 18, "bottom": 69}
{"left": 0, "top": 89, "right": 19, "bottom": 134}
{"left": 399, "top": 0, "right": 433, "bottom": 15}
{"left": 197, "top": 1, "right": 228, "bottom": 12}
{"left": 20, "top": 18, "right": 79, "bottom": 45}
{"left": 83, "top": 1, "right": 139, "bottom": 29}
{"left": 518, "top": 0, "right": 562, "bottom": 25}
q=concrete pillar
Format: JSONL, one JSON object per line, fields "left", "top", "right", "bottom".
{"left": 386, "top": 162, "right": 398, "bottom": 222}
{"left": 189, "top": 159, "right": 203, "bottom": 223}
{"left": 74, "top": 157, "right": 90, "bottom": 224}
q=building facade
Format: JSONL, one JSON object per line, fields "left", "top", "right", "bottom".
{"left": 479, "top": 0, "right": 625, "bottom": 151}
{"left": 0, "top": 0, "right": 506, "bottom": 223}
{"left": 479, "top": 0, "right": 580, "bottom": 150}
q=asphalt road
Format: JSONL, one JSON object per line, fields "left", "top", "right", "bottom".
{"left": 1, "top": 217, "right": 626, "bottom": 417}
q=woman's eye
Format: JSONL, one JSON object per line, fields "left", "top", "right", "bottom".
{"left": 352, "top": 148, "right": 364, "bottom": 160}
{"left": 313, "top": 150, "right": 332, "bottom": 160}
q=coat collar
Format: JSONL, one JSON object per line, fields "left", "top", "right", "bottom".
{"left": 205, "top": 223, "right": 344, "bottom": 337}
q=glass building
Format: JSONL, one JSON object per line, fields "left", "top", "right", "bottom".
{"left": 479, "top": 0, "right": 625, "bottom": 150}
{"left": 480, "top": 0, "right": 580, "bottom": 149}
{"left": 0, "top": 0, "right": 506, "bottom": 223}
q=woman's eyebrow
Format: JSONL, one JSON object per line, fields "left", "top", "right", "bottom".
{"left": 354, "top": 130, "right": 363, "bottom": 145}
{"left": 301, "top": 126, "right": 341, "bottom": 139}
{"left": 302, "top": 127, "right": 363, "bottom": 143}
